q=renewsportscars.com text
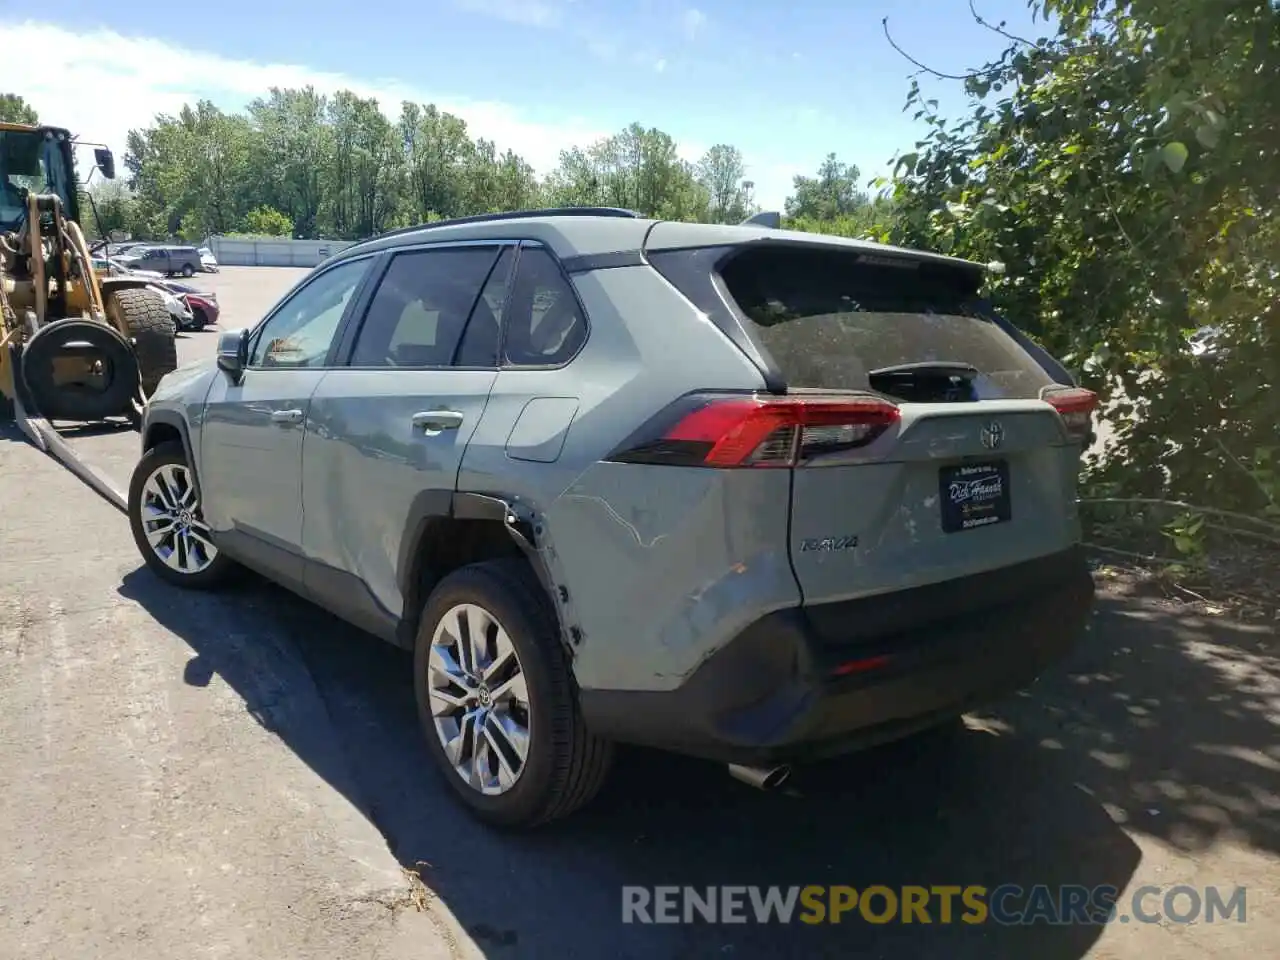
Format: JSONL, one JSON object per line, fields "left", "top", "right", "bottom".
{"left": 621, "top": 884, "right": 1248, "bottom": 926}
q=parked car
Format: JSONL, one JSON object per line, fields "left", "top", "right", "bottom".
{"left": 92, "top": 256, "right": 164, "bottom": 281}
{"left": 150, "top": 279, "right": 219, "bottom": 331}
{"left": 174, "top": 290, "right": 218, "bottom": 331}
{"left": 128, "top": 208, "right": 1098, "bottom": 827}
{"left": 90, "top": 258, "right": 188, "bottom": 331}
{"left": 118, "top": 244, "right": 204, "bottom": 278}
{"left": 153, "top": 279, "right": 201, "bottom": 295}
{"left": 160, "top": 290, "right": 193, "bottom": 333}
{"left": 198, "top": 246, "right": 219, "bottom": 273}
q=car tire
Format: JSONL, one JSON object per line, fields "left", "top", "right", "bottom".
{"left": 189, "top": 308, "right": 207, "bottom": 332}
{"left": 128, "top": 440, "right": 237, "bottom": 589}
{"left": 182, "top": 264, "right": 195, "bottom": 277}
{"left": 413, "top": 558, "right": 613, "bottom": 827}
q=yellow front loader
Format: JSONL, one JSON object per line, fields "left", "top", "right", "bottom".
{"left": 0, "top": 121, "right": 177, "bottom": 430}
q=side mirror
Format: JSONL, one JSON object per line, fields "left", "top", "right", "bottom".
{"left": 94, "top": 147, "right": 116, "bottom": 180}
{"left": 216, "top": 328, "right": 249, "bottom": 380}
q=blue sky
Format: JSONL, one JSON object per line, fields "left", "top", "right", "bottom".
{"left": 0, "top": 0, "right": 1049, "bottom": 207}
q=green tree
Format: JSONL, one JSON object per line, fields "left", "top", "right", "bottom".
{"left": 325, "top": 91, "right": 402, "bottom": 238}
{"left": 0, "top": 93, "right": 38, "bottom": 125}
{"left": 247, "top": 87, "right": 330, "bottom": 237}
{"left": 240, "top": 205, "right": 294, "bottom": 236}
{"left": 546, "top": 123, "right": 710, "bottom": 220}
{"left": 785, "top": 153, "right": 869, "bottom": 221}
{"left": 82, "top": 180, "right": 137, "bottom": 240}
{"left": 885, "top": 0, "right": 1280, "bottom": 515}
{"left": 696, "top": 144, "right": 751, "bottom": 223}
{"left": 399, "top": 102, "right": 475, "bottom": 221}
{"left": 124, "top": 100, "right": 252, "bottom": 239}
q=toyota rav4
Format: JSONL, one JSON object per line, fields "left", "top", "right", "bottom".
{"left": 128, "top": 207, "right": 1098, "bottom": 827}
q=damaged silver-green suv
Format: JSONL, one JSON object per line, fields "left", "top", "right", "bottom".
{"left": 129, "top": 207, "right": 1097, "bottom": 826}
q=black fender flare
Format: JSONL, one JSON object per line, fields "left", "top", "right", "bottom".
{"left": 395, "top": 489, "right": 575, "bottom": 652}
{"left": 141, "top": 409, "right": 200, "bottom": 496}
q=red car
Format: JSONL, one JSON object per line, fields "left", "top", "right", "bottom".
{"left": 154, "top": 280, "right": 220, "bottom": 332}
{"left": 183, "top": 292, "right": 219, "bottom": 331}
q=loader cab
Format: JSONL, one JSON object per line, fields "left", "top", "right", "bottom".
{"left": 0, "top": 123, "right": 80, "bottom": 231}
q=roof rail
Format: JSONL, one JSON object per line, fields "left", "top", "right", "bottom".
{"left": 353, "top": 207, "right": 643, "bottom": 247}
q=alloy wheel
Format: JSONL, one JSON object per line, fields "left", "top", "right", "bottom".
{"left": 428, "top": 603, "right": 532, "bottom": 795}
{"left": 138, "top": 463, "right": 217, "bottom": 575}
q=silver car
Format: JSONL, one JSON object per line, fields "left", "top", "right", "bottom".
{"left": 127, "top": 208, "right": 1098, "bottom": 826}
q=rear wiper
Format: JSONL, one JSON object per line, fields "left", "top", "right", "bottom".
{"left": 868, "top": 361, "right": 978, "bottom": 378}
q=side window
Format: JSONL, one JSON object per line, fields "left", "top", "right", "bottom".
{"left": 455, "top": 246, "right": 515, "bottom": 367}
{"left": 248, "top": 258, "right": 370, "bottom": 368}
{"left": 503, "top": 247, "right": 587, "bottom": 367}
{"left": 349, "top": 246, "right": 500, "bottom": 368}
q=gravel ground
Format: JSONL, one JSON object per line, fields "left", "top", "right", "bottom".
{"left": 0, "top": 266, "right": 1275, "bottom": 959}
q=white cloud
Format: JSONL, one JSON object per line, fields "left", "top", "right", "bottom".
{"left": 653, "top": 58, "right": 667, "bottom": 73}
{"left": 681, "top": 7, "right": 707, "bottom": 40}
{"left": 0, "top": 21, "right": 607, "bottom": 178}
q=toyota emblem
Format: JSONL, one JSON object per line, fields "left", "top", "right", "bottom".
{"left": 980, "top": 421, "right": 1004, "bottom": 450}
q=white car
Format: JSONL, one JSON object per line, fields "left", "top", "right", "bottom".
{"left": 153, "top": 287, "right": 193, "bottom": 333}
{"left": 198, "top": 246, "right": 219, "bottom": 273}
{"left": 89, "top": 258, "right": 188, "bottom": 332}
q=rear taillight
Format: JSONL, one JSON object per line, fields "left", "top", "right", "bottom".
{"left": 1042, "top": 386, "right": 1098, "bottom": 443}
{"left": 607, "top": 394, "right": 901, "bottom": 468}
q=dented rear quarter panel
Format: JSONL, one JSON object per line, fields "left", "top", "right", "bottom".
{"left": 456, "top": 262, "right": 802, "bottom": 692}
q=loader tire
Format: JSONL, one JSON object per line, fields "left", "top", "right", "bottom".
{"left": 108, "top": 287, "right": 178, "bottom": 395}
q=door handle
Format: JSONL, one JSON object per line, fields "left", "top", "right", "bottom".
{"left": 411, "top": 409, "right": 465, "bottom": 431}
{"left": 271, "top": 409, "right": 303, "bottom": 424}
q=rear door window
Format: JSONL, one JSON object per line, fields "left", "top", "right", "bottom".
{"left": 349, "top": 245, "right": 501, "bottom": 368}
{"left": 717, "top": 245, "right": 1054, "bottom": 401}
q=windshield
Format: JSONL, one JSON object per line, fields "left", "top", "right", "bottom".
{"left": 0, "top": 128, "right": 76, "bottom": 232}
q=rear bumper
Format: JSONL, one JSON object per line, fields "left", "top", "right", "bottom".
{"left": 579, "top": 547, "right": 1095, "bottom": 766}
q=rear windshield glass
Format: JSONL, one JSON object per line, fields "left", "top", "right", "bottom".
{"left": 718, "top": 245, "right": 1053, "bottom": 400}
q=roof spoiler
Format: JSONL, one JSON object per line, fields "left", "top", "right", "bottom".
{"left": 740, "top": 211, "right": 781, "bottom": 229}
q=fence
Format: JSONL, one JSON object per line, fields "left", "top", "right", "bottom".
{"left": 207, "top": 236, "right": 357, "bottom": 268}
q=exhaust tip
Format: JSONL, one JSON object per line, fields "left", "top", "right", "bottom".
{"left": 760, "top": 765, "right": 791, "bottom": 790}
{"left": 728, "top": 763, "right": 792, "bottom": 791}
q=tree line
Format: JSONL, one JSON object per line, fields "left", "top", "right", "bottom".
{"left": 1, "top": 89, "right": 884, "bottom": 244}
{"left": 1, "top": 0, "right": 1275, "bottom": 534}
